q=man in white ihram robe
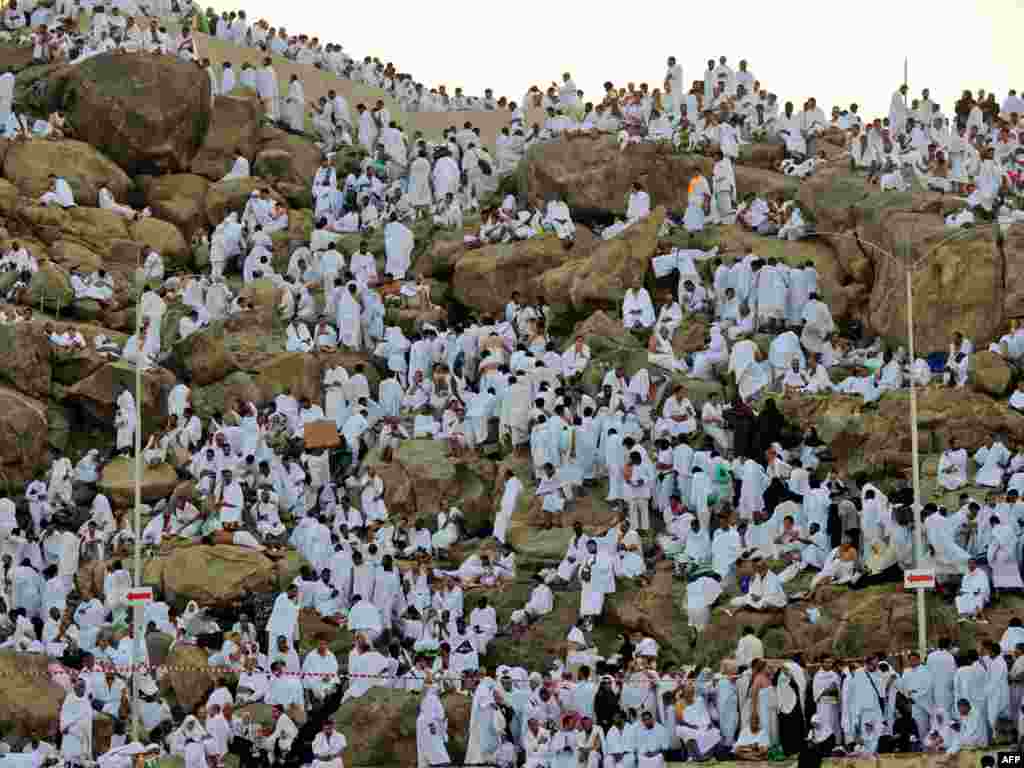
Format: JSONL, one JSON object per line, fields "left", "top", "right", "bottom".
{"left": 938, "top": 443, "right": 968, "bottom": 491}
{"left": 494, "top": 471, "right": 521, "bottom": 544}
{"left": 989, "top": 519, "right": 1024, "bottom": 589}
{"left": 256, "top": 60, "right": 280, "bottom": 121}
{"left": 336, "top": 284, "right": 362, "bottom": 351}
{"left": 384, "top": 218, "right": 414, "bottom": 279}
{"left": 115, "top": 390, "right": 136, "bottom": 452}
{"left": 267, "top": 585, "right": 300, "bottom": 647}
{"left": 729, "top": 558, "right": 786, "bottom": 610}
{"left": 622, "top": 287, "right": 655, "bottom": 329}
{"left": 285, "top": 76, "right": 305, "bottom": 132}
{"left": 955, "top": 559, "right": 990, "bottom": 619}
{"left": 60, "top": 679, "right": 94, "bottom": 763}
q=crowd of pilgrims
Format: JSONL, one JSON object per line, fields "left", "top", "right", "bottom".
{"left": 1, "top": 1, "right": 1024, "bottom": 765}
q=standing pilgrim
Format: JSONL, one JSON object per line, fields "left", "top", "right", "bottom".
{"left": 286, "top": 74, "right": 305, "bottom": 132}
{"left": 60, "top": 678, "right": 94, "bottom": 764}
{"left": 256, "top": 56, "right": 280, "bottom": 121}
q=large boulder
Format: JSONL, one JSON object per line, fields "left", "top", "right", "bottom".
{"left": 1003, "top": 225, "right": 1024, "bottom": 318}
{"left": 59, "top": 207, "right": 132, "bottom": 255}
{"left": 172, "top": 323, "right": 239, "bottom": 386}
{"left": 0, "top": 321, "right": 52, "bottom": 399}
{"left": 191, "top": 371, "right": 262, "bottom": 419}
{"left": 253, "top": 352, "right": 322, "bottom": 404}
{"left": 736, "top": 141, "right": 786, "bottom": 170}
{"left": 0, "top": 386, "right": 48, "bottom": 484}
{"left": 569, "top": 309, "right": 638, "bottom": 349}
{"left": 205, "top": 176, "right": 266, "bottom": 226}
{"left": 98, "top": 457, "right": 178, "bottom": 507}
{"left": 537, "top": 207, "right": 664, "bottom": 314}
{"left": 149, "top": 544, "right": 285, "bottom": 607}
{"left": 414, "top": 235, "right": 465, "bottom": 279}
{"left": 367, "top": 441, "right": 498, "bottom": 533}
{"left": 46, "top": 52, "right": 212, "bottom": 174}
{"left": 65, "top": 361, "right": 175, "bottom": 432}
{"left": 452, "top": 235, "right": 574, "bottom": 315}
{"left": 162, "top": 644, "right": 217, "bottom": 713}
{"left": 866, "top": 218, "right": 1004, "bottom": 353}
{"left": 779, "top": 388, "right": 1024, "bottom": 474}
{"left": 25, "top": 260, "right": 74, "bottom": 310}
{"left": 50, "top": 239, "right": 104, "bottom": 272}
{"left": 3, "top": 138, "right": 131, "bottom": 206}
{"left": 521, "top": 135, "right": 702, "bottom": 213}
{"left": 253, "top": 127, "right": 321, "bottom": 198}
{"left": 130, "top": 217, "right": 191, "bottom": 271}
{"left": 334, "top": 688, "right": 472, "bottom": 768}
{"left": 0, "top": 651, "right": 68, "bottom": 740}
{"left": 972, "top": 350, "right": 1013, "bottom": 397}
{"left": 606, "top": 562, "right": 675, "bottom": 647}
{"left": 138, "top": 173, "right": 212, "bottom": 237}
{"left": 190, "top": 91, "right": 263, "bottom": 180}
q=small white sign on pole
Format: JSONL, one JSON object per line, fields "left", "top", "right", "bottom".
{"left": 903, "top": 569, "right": 936, "bottom": 590}
{"left": 125, "top": 587, "right": 154, "bottom": 605}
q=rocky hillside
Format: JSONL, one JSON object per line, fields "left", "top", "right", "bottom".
{"left": 0, "top": 41, "right": 1021, "bottom": 764}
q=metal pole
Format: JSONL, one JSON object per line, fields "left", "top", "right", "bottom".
{"left": 131, "top": 256, "right": 144, "bottom": 742}
{"left": 906, "top": 265, "right": 927, "bottom": 656}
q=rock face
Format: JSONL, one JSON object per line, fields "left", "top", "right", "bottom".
{"left": 0, "top": 386, "right": 48, "bottom": 486}
{"left": 866, "top": 219, "right": 1004, "bottom": 353}
{"left": 190, "top": 91, "right": 263, "bottom": 180}
{"left": 606, "top": 562, "right": 675, "bottom": 646}
{"left": 138, "top": 173, "right": 212, "bottom": 238}
{"left": 65, "top": 362, "right": 175, "bottom": 433}
{"left": 253, "top": 127, "right": 321, "bottom": 197}
{"left": 779, "top": 388, "right": 1024, "bottom": 474}
{"left": 369, "top": 441, "right": 498, "bottom": 534}
{"left": 162, "top": 644, "right": 217, "bottom": 713}
{"left": 0, "top": 651, "right": 71, "bottom": 740}
{"left": 98, "top": 457, "right": 179, "bottom": 507}
{"left": 46, "top": 53, "right": 213, "bottom": 174}
{"left": 172, "top": 323, "right": 239, "bottom": 386}
{"left": 334, "top": 688, "right": 472, "bottom": 768}
{"left": 538, "top": 207, "right": 664, "bottom": 314}
{"left": 205, "top": 177, "right": 267, "bottom": 226}
{"left": 452, "top": 236, "right": 573, "bottom": 315}
{"left": 1003, "top": 225, "right": 1024, "bottom": 318}
{"left": 253, "top": 352, "right": 323, "bottom": 404}
{"left": 521, "top": 136, "right": 704, "bottom": 213}
{"left": 4, "top": 138, "right": 132, "bottom": 206}
{"left": 0, "top": 321, "right": 52, "bottom": 399}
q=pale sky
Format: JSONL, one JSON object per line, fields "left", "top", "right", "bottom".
{"left": 208, "top": 0, "right": 1022, "bottom": 120}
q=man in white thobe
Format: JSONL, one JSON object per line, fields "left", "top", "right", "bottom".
{"left": 115, "top": 389, "right": 136, "bottom": 453}
{"left": 900, "top": 651, "right": 934, "bottom": 744}
{"left": 622, "top": 287, "right": 655, "bottom": 329}
{"left": 267, "top": 584, "right": 300, "bottom": 648}
{"left": 60, "top": 678, "right": 94, "bottom": 763}
{"left": 384, "top": 217, "right": 414, "bottom": 279}
{"left": 256, "top": 57, "right": 280, "bottom": 121}
{"left": 954, "top": 559, "right": 989, "bottom": 619}
{"left": 729, "top": 557, "right": 786, "bottom": 610}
